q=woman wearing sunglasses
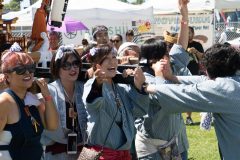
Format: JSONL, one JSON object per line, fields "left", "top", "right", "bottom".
{"left": 81, "top": 44, "right": 149, "bottom": 160}
{"left": 41, "top": 45, "right": 88, "bottom": 160}
{"left": 0, "top": 51, "right": 59, "bottom": 160}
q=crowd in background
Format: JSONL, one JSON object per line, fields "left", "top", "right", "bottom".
{"left": 0, "top": 0, "right": 240, "bottom": 160}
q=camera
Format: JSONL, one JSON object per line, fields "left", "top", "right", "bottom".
{"left": 67, "top": 132, "right": 77, "bottom": 154}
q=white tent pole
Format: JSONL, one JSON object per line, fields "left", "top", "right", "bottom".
{"left": 213, "top": 9, "right": 216, "bottom": 45}
{"left": 213, "top": 0, "right": 216, "bottom": 45}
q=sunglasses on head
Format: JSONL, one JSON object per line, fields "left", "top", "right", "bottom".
{"left": 61, "top": 60, "right": 80, "bottom": 70}
{"left": 8, "top": 64, "right": 36, "bottom": 75}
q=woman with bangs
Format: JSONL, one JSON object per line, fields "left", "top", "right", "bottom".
{"left": 0, "top": 51, "right": 58, "bottom": 160}
{"left": 41, "top": 45, "right": 88, "bottom": 160}
{"left": 82, "top": 44, "right": 149, "bottom": 160}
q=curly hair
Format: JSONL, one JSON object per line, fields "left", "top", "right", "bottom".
{"left": 203, "top": 43, "right": 240, "bottom": 79}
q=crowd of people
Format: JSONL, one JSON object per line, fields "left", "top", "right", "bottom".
{"left": 0, "top": 0, "right": 240, "bottom": 160}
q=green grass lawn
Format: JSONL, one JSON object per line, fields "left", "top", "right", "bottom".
{"left": 183, "top": 113, "right": 220, "bottom": 160}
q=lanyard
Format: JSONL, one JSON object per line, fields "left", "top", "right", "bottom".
{"left": 24, "top": 106, "right": 40, "bottom": 133}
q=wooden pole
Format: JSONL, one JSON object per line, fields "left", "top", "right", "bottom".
{"left": 0, "top": 0, "right": 4, "bottom": 34}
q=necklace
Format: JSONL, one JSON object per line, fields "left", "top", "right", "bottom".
{"left": 63, "top": 86, "right": 75, "bottom": 108}
{"left": 62, "top": 83, "right": 77, "bottom": 131}
{"left": 112, "top": 83, "right": 121, "bottom": 108}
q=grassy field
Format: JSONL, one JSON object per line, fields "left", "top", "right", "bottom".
{"left": 183, "top": 113, "right": 220, "bottom": 160}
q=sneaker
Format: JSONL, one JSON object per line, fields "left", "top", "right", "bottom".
{"left": 186, "top": 117, "right": 194, "bottom": 125}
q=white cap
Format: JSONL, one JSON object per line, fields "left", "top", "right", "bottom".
{"left": 117, "top": 42, "right": 139, "bottom": 57}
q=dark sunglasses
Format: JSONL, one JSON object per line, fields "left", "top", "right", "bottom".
{"left": 7, "top": 64, "right": 36, "bottom": 75}
{"left": 111, "top": 39, "right": 120, "bottom": 43}
{"left": 61, "top": 60, "right": 80, "bottom": 70}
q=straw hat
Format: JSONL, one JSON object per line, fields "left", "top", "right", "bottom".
{"left": 163, "top": 30, "right": 178, "bottom": 44}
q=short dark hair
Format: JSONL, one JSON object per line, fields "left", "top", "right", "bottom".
{"left": 113, "top": 34, "right": 123, "bottom": 41}
{"left": 92, "top": 25, "right": 108, "bottom": 40}
{"left": 126, "top": 30, "right": 134, "bottom": 37}
{"left": 189, "top": 26, "right": 194, "bottom": 34}
{"left": 82, "top": 38, "right": 89, "bottom": 46}
{"left": 141, "top": 38, "right": 167, "bottom": 65}
{"left": 203, "top": 43, "right": 240, "bottom": 79}
{"left": 50, "top": 47, "right": 81, "bottom": 79}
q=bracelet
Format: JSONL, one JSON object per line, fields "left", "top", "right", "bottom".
{"left": 181, "top": 20, "right": 188, "bottom": 25}
{"left": 44, "top": 95, "right": 52, "bottom": 101}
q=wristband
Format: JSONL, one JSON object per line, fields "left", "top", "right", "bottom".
{"left": 181, "top": 20, "right": 188, "bottom": 25}
{"left": 44, "top": 95, "right": 52, "bottom": 101}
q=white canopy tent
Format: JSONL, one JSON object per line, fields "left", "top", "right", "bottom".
{"left": 141, "top": 0, "right": 240, "bottom": 50}
{"left": 141, "top": 0, "right": 240, "bottom": 14}
{"left": 3, "top": 0, "right": 153, "bottom": 44}
{"left": 3, "top": 0, "right": 153, "bottom": 26}
{"left": 3, "top": 1, "right": 40, "bottom": 26}
{"left": 65, "top": 0, "right": 153, "bottom": 21}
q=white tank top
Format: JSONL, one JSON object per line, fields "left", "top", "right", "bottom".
{"left": 0, "top": 131, "right": 12, "bottom": 160}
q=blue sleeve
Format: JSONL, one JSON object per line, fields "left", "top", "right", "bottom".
{"left": 83, "top": 78, "right": 104, "bottom": 110}
{"left": 127, "top": 84, "right": 150, "bottom": 118}
{"left": 153, "top": 79, "right": 239, "bottom": 114}
{"left": 177, "top": 75, "right": 209, "bottom": 84}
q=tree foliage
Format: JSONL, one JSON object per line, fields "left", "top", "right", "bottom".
{"left": 4, "top": 0, "right": 21, "bottom": 11}
{"left": 134, "top": 0, "right": 145, "bottom": 4}
{"left": 3, "top": 0, "right": 38, "bottom": 12}
{"left": 118, "top": 0, "right": 145, "bottom": 4}
{"left": 30, "top": 0, "right": 38, "bottom": 5}
{"left": 4, "top": 0, "right": 22, "bottom": 11}
{"left": 119, "top": 0, "right": 128, "bottom": 2}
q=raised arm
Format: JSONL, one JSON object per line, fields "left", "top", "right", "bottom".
{"left": 177, "top": 0, "right": 189, "bottom": 49}
{"left": 36, "top": 78, "right": 59, "bottom": 131}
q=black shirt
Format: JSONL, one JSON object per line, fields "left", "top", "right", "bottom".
{"left": 187, "top": 41, "right": 204, "bottom": 75}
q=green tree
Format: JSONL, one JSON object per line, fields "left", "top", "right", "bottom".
{"left": 30, "top": 0, "right": 38, "bottom": 5}
{"left": 137, "top": 0, "right": 145, "bottom": 4}
{"left": 119, "top": 0, "right": 128, "bottom": 2}
{"left": 4, "top": 0, "right": 21, "bottom": 11}
{"left": 4, "top": 0, "right": 38, "bottom": 12}
{"left": 118, "top": 0, "right": 145, "bottom": 4}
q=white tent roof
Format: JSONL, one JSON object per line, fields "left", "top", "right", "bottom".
{"left": 141, "top": 0, "right": 240, "bottom": 14}
{"left": 3, "top": 0, "right": 40, "bottom": 26}
{"left": 68, "top": 0, "right": 145, "bottom": 11}
{"left": 66, "top": 0, "right": 153, "bottom": 20}
{"left": 3, "top": 0, "right": 153, "bottom": 26}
